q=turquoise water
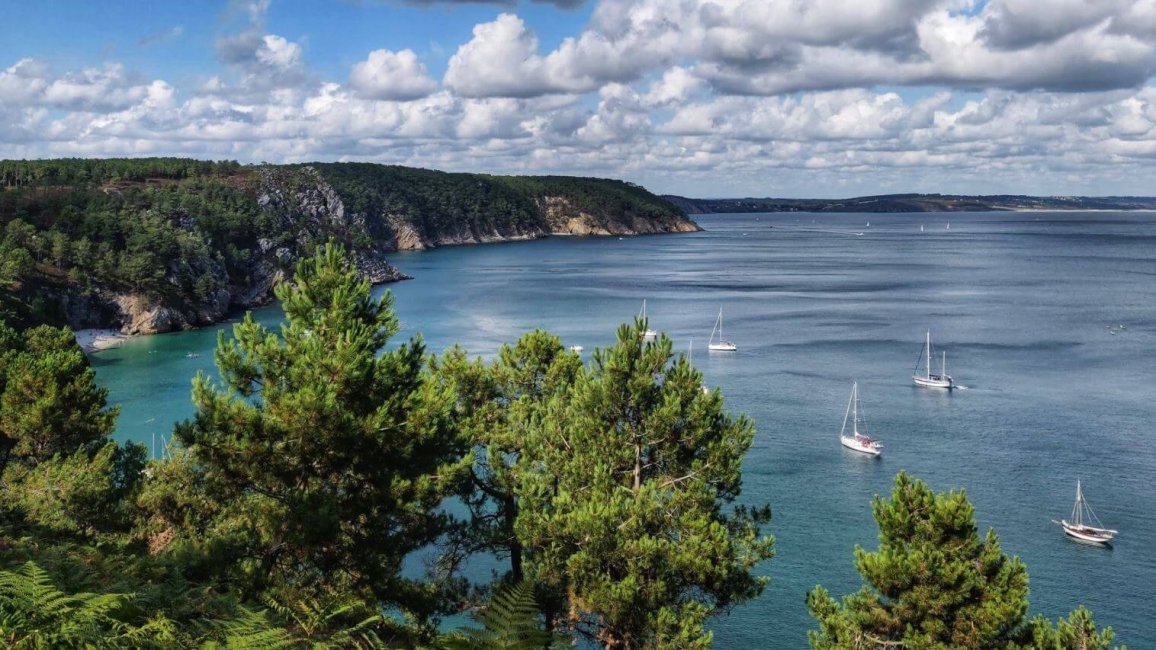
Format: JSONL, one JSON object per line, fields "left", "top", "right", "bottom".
{"left": 92, "top": 212, "right": 1156, "bottom": 647}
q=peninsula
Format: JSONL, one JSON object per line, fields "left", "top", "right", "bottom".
{"left": 0, "top": 159, "right": 697, "bottom": 334}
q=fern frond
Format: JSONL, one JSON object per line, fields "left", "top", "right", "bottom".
{"left": 444, "top": 581, "right": 552, "bottom": 650}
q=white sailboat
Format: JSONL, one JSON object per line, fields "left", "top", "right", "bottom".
{"left": 1053, "top": 480, "right": 1117, "bottom": 545}
{"left": 708, "top": 309, "right": 737, "bottom": 351}
{"left": 840, "top": 382, "right": 882, "bottom": 456}
{"left": 639, "top": 300, "right": 657, "bottom": 341}
{"left": 912, "top": 330, "right": 954, "bottom": 389}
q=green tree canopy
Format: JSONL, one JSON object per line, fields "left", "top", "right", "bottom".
{"left": 174, "top": 243, "right": 471, "bottom": 619}
{"left": 0, "top": 322, "right": 119, "bottom": 476}
{"left": 516, "top": 320, "right": 773, "bottom": 649}
{"left": 433, "top": 330, "right": 582, "bottom": 585}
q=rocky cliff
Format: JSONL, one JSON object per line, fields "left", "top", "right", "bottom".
{"left": 307, "top": 163, "right": 699, "bottom": 251}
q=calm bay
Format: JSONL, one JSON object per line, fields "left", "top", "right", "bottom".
{"left": 91, "top": 211, "right": 1156, "bottom": 647}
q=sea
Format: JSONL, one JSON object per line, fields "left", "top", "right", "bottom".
{"left": 91, "top": 212, "right": 1156, "bottom": 647}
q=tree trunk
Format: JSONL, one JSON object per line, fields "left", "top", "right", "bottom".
{"left": 633, "top": 439, "right": 642, "bottom": 493}
{"left": 504, "top": 493, "right": 523, "bottom": 582}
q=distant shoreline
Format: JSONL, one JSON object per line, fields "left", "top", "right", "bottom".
{"left": 1006, "top": 207, "right": 1156, "bottom": 213}
{"left": 663, "top": 194, "right": 1156, "bottom": 214}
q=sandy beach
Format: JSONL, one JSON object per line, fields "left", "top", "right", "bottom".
{"left": 73, "top": 328, "right": 129, "bottom": 354}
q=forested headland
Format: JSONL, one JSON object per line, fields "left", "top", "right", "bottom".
{"left": 0, "top": 245, "right": 1120, "bottom": 648}
{"left": 0, "top": 158, "right": 696, "bottom": 335}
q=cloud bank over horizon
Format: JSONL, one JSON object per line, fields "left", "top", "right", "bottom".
{"left": 1, "top": 0, "right": 1155, "bottom": 197}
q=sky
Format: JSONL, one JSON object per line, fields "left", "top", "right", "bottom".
{"left": 2, "top": 0, "right": 1155, "bottom": 198}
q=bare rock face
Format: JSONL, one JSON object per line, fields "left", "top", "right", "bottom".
{"left": 353, "top": 253, "right": 411, "bottom": 283}
{"left": 390, "top": 220, "right": 427, "bottom": 251}
{"left": 541, "top": 196, "right": 701, "bottom": 237}
{"left": 113, "top": 290, "right": 231, "bottom": 335}
{"left": 247, "top": 166, "right": 410, "bottom": 303}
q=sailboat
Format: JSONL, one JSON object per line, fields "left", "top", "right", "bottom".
{"left": 912, "top": 330, "right": 954, "bottom": 389}
{"left": 839, "top": 382, "right": 882, "bottom": 456}
{"left": 639, "top": 300, "right": 657, "bottom": 341}
{"left": 708, "top": 309, "right": 737, "bottom": 351}
{"left": 1053, "top": 480, "right": 1117, "bottom": 545}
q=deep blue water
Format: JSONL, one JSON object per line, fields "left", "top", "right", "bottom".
{"left": 92, "top": 212, "right": 1156, "bottom": 647}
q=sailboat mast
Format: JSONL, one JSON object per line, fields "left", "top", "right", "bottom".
{"left": 1074, "top": 480, "right": 1083, "bottom": 527}
{"left": 926, "top": 331, "right": 932, "bottom": 379}
{"left": 841, "top": 383, "right": 854, "bottom": 436}
{"left": 852, "top": 383, "right": 859, "bottom": 435}
{"left": 942, "top": 350, "right": 947, "bottom": 376}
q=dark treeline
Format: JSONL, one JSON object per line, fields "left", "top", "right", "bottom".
{"left": 0, "top": 158, "right": 244, "bottom": 188}
{"left": 0, "top": 245, "right": 1120, "bottom": 648}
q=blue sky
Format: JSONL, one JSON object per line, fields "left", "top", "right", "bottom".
{"left": 2, "top": 0, "right": 1155, "bottom": 197}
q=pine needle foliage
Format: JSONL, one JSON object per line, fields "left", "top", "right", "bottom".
{"left": 1026, "top": 606, "right": 1124, "bottom": 650}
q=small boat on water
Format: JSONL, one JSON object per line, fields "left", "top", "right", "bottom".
{"left": 639, "top": 300, "right": 657, "bottom": 341}
{"left": 839, "top": 382, "right": 882, "bottom": 456}
{"left": 568, "top": 345, "right": 583, "bottom": 353}
{"left": 708, "top": 309, "right": 737, "bottom": 351}
{"left": 1053, "top": 480, "right": 1117, "bottom": 545}
{"left": 912, "top": 330, "right": 954, "bottom": 389}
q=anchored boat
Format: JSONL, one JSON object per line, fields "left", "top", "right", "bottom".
{"left": 839, "top": 382, "right": 882, "bottom": 456}
{"left": 913, "top": 330, "right": 954, "bottom": 389}
{"left": 1053, "top": 480, "right": 1117, "bottom": 545}
{"left": 708, "top": 308, "right": 737, "bottom": 351}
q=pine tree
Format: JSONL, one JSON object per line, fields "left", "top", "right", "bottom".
{"left": 807, "top": 472, "right": 1120, "bottom": 649}
{"left": 175, "top": 243, "right": 471, "bottom": 615}
{"left": 0, "top": 323, "right": 120, "bottom": 476}
{"left": 433, "top": 331, "right": 581, "bottom": 584}
{"left": 516, "top": 320, "right": 773, "bottom": 649}
{"left": 4, "top": 441, "right": 146, "bottom": 538}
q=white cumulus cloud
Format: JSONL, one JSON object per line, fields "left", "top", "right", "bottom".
{"left": 350, "top": 49, "right": 438, "bottom": 100}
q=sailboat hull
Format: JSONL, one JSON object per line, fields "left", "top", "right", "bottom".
{"left": 1060, "top": 521, "right": 1116, "bottom": 545}
{"left": 913, "top": 374, "right": 953, "bottom": 389}
{"left": 708, "top": 341, "right": 737, "bottom": 351}
{"left": 840, "top": 436, "right": 882, "bottom": 456}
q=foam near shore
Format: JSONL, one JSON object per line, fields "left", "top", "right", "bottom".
{"left": 73, "top": 328, "right": 130, "bottom": 353}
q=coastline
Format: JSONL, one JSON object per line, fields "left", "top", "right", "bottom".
{"left": 74, "top": 328, "right": 130, "bottom": 354}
